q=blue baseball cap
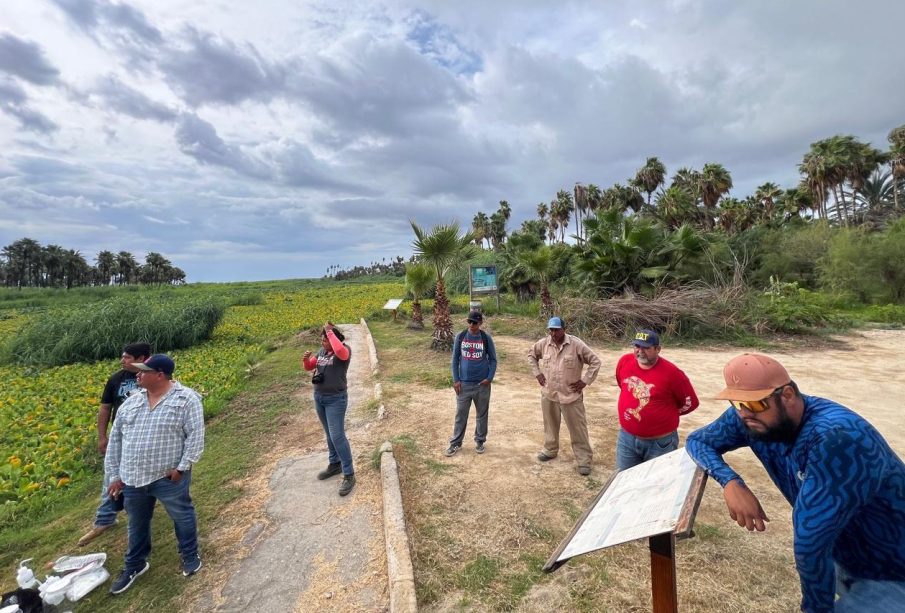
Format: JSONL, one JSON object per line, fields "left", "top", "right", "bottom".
{"left": 547, "top": 317, "right": 564, "bottom": 329}
{"left": 133, "top": 354, "right": 175, "bottom": 377}
{"left": 632, "top": 329, "right": 660, "bottom": 348}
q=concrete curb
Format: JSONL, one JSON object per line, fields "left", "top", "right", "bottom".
{"left": 360, "top": 318, "right": 386, "bottom": 419}
{"left": 380, "top": 441, "right": 418, "bottom": 612}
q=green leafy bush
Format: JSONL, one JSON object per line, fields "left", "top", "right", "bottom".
{"left": 1, "top": 295, "right": 226, "bottom": 366}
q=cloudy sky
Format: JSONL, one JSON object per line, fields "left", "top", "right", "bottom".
{"left": 1, "top": 1, "right": 903, "bottom": 281}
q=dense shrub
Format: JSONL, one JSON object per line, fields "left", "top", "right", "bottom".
{"left": 1, "top": 295, "right": 226, "bottom": 366}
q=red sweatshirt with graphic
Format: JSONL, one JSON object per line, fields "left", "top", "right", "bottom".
{"left": 615, "top": 353, "right": 699, "bottom": 438}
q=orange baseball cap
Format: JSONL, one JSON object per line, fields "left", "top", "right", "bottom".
{"left": 715, "top": 353, "right": 792, "bottom": 401}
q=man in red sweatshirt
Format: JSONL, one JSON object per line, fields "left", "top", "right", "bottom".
{"left": 614, "top": 329, "right": 698, "bottom": 470}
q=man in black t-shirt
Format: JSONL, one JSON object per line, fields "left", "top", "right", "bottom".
{"left": 78, "top": 342, "right": 151, "bottom": 546}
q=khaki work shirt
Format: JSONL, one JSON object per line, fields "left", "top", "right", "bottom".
{"left": 528, "top": 334, "right": 602, "bottom": 404}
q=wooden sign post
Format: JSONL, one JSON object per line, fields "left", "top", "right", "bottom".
{"left": 544, "top": 449, "right": 707, "bottom": 612}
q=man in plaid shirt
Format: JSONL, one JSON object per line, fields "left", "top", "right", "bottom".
{"left": 105, "top": 354, "right": 205, "bottom": 594}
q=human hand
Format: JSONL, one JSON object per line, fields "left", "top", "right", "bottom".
{"left": 108, "top": 479, "right": 124, "bottom": 499}
{"left": 479, "top": 379, "right": 490, "bottom": 386}
{"left": 454, "top": 381, "right": 462, "bottom": 394}
{"left": 569, "top": 380, "right": 587, "bottom": 393}
{"left": 536, "top": 374, "right": 546, "bottom": 387}
{"left": 303, "top": 350, "right": 312, "bottom": 360}
{"left": 723, "top": 479, "right": 769, "bottom": 531}
{"left": 166, "top": 469, "right": 184, "bottom": 482}
{"left": 98, "top": 435, "right": 108, "bottom": 455}
{"left": 324, "top": 322, "right": 334, "bottom": 333}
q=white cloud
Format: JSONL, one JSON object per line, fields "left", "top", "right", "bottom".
{"left": 0, "top": 0, "right": 902, "bottom": 281}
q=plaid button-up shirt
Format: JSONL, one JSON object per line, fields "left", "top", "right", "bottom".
{"left": 105, "top": 381, "right": 205, "bottom": 487}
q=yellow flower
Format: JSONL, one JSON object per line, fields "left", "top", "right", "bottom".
{"left": 56, "top": 477, "right": 70, "bottom": 488}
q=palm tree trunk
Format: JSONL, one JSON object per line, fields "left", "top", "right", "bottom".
{"left": 410, "top": 300, "right": 424, "bottom": 329}
{"left": 431, "top": 279, "right": 454, "bottom": 350}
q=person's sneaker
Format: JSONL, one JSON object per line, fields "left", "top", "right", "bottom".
{"left": 578, "top": 465, "right": 592, "bottom": 476}
{"left": 475, "top": 442, "right": 486, "bottom": 454}
{"left": 109, "top": 561, "right": 149, "bottom": 595}
{"left": 444, "top": 444, "right": 461, "bottom": 457}
{"left": 317, "top": 462, "right": 342, "bottom": 480}
{"left": 77, "top": 524, "right": 113, "bottom": 547}
{"left": 182, "top": 555, "right": 202, "bottom": 577}
{"left": 537, "top": 452, "right": 555, "bottom": 462}
{"left": 338, "top": 474, "right": 356, "bottom": 497}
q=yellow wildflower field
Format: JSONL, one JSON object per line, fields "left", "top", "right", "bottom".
{"left": 0, "top": 282, "right": 402, "bottom": 514}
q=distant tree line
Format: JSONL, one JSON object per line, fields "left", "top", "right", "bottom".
{"left": 0, "top": 238, "right": 186, "bottom": 288}
{"left": 470, "top": 126, "right": 904, "bottom": 249}
{"left": 325, "top": 256, "right": 409, "bottom": 281}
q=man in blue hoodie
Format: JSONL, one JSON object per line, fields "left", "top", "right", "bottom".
{"left": 445, "top": 311, "right": 497, "bottom": 456}
{"left": 686, "top": 353, "right": 905, "bottom": 612}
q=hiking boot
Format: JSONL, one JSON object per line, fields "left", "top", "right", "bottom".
{"left": 182, "top": 555, "right": 202, "bottom": 577}
{"left": 578, "top": 465, "right": 592, "bottom": 476}
{"left": 110, "top": 561, "right": 149, "bottom": 595}
{"left": 445, "top": 444, "right": 461, "bottom": 457}
{"left": 338, "top": 474, "right": 356, "bottom": 497}
{"left": 317, "top": 462, "right": 342, "bottom": 480}
{"left": 78, "top": 524, "right": 114, "bottom": 547}
{"left": 475, "top": 442, "right": 486, "bottom": 454}
{"left": 537, "top": 452, "right": 555, "bottom": 462}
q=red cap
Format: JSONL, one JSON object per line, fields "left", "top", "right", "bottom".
{"left": 715, "top": 353, "right": 791, "bottom": 401}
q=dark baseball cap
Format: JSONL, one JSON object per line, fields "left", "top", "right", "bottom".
{"left": 132, "top": 354, "right": 175, "bottom": 376}
{"left": 467, "top": 311, "right": 483, "bottom": 323}
{"left": 632, "top": 329, "right": 660, "bottom": 348}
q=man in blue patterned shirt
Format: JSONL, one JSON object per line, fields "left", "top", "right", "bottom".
{"left": 686, "top": 353, "right": 905, "bottom": 612}
{"left": 105, "top": 354, "right": 205, "bottom": 595}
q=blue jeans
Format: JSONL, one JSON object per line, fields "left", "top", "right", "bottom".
{"left": 122, "top": 472, "right": 199, "bottom": 572}
{"left": 449, "top": 382, "right": 491, "bottom": 446}
{"left": 616, "top": 429, "right": 679, "bottom": 471}
{"left": 314, "top": 391, "right": 354, "bottom": 476}
{"left": 94, "top": 469, "right": 124, "bottom": 527}
{"left": 835, "top": 564, "right": 905, "bottom": 611}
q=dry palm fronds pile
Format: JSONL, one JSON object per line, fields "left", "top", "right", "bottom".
{"left": 557, "top": 282, "right": 751, "bottom": 342}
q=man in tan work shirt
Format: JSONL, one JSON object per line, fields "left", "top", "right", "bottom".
{"left": 528, "top": 316, "right": 602, "bottom": 475}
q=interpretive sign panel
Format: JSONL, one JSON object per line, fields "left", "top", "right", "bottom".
{"left": 383, "top": 298, "right": 404, "bottom": 310}
{"left": 545, "top": 448, "right": 705, "bottom": 569}
{"left": 470, "top": 265, "right": 498, "bottom": 292}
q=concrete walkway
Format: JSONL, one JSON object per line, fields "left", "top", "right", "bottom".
{"left": 211, "top": 322, "right": 388, "bottom": 612}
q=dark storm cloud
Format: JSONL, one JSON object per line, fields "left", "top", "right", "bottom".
{"left": 0, "top": 33, "right": 60, "bottom": 85}
{"left": 91, "top": 75, "right": 177, "bottom": 121}
{"left": 159, "top": 29, "right": 286, "bottom": 106}
{"left": 175, "top": 113, "right": 270, "bottom": 179}
{"left": 292, "top": 33, "right": 471, "bottom": 140}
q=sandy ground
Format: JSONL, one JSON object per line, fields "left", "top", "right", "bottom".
{"left": 371, "top": 326, "right": 905, "bottom": 612}
{"left": 185, "top": 325, "right": 905, "bottom": 613}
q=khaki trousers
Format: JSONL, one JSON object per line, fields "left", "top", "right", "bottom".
{"left": 540, "top": 396, "right": 592, "bottom": 466}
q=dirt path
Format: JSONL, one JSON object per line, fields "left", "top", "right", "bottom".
{"left": 188, "top": 322, "right": 389, "bottom": 613}
{"left": 372, "top": 326, "right": 905, "bottom": 612}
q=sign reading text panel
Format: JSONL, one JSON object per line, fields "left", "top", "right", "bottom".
{"left": 470, "top": 265, "right": 498, "bottom": 293}
{"left": 557, "top": 448, "right": 700, "bottom": 562}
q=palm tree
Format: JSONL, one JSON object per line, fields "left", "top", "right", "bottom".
{"left": 116, "top": 251, "right": 139, "bottom": 284}
{"left": 573, "top": 184, "right": 588, "bottom": 242}
{"left": 699, "top": 163, "right": 733, "bottom": 231}
{"left": 409, "top": 221, "right": 477, "bottom": 350}
{"left": 516, "top": 245, "right": 556, "bottom": 317}
{"left": 472, "top": 212, "right": 489, "bottom": 248}
{"left": 888, "top": 124, "right": 905, "bottom": 211}
{"left": 554, "top": 190, "right": 573, "bottom": 242}
{"left": 96, "top": 250, "right": 116, "bottom": 286}
{"left": 655, "top": 186, "right": 697, "bottom": 230}
{"left": 855, "top": 170, "right": 896, "bottom": 213}
{"left": 633, "top": 157, "right": 667, "bottom": 206}
{"left": 754, "top": 182, "right": 783, "bottom": 221}
{"left": 404, "top": 262, "right": 435, "bottom": 329}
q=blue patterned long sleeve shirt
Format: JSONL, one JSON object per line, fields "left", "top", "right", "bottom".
{"left": 105, "top": 382, "right": 205, "bottom": 487}
{"left": 685, "top": 395, "right": 905, "bottom": 613}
